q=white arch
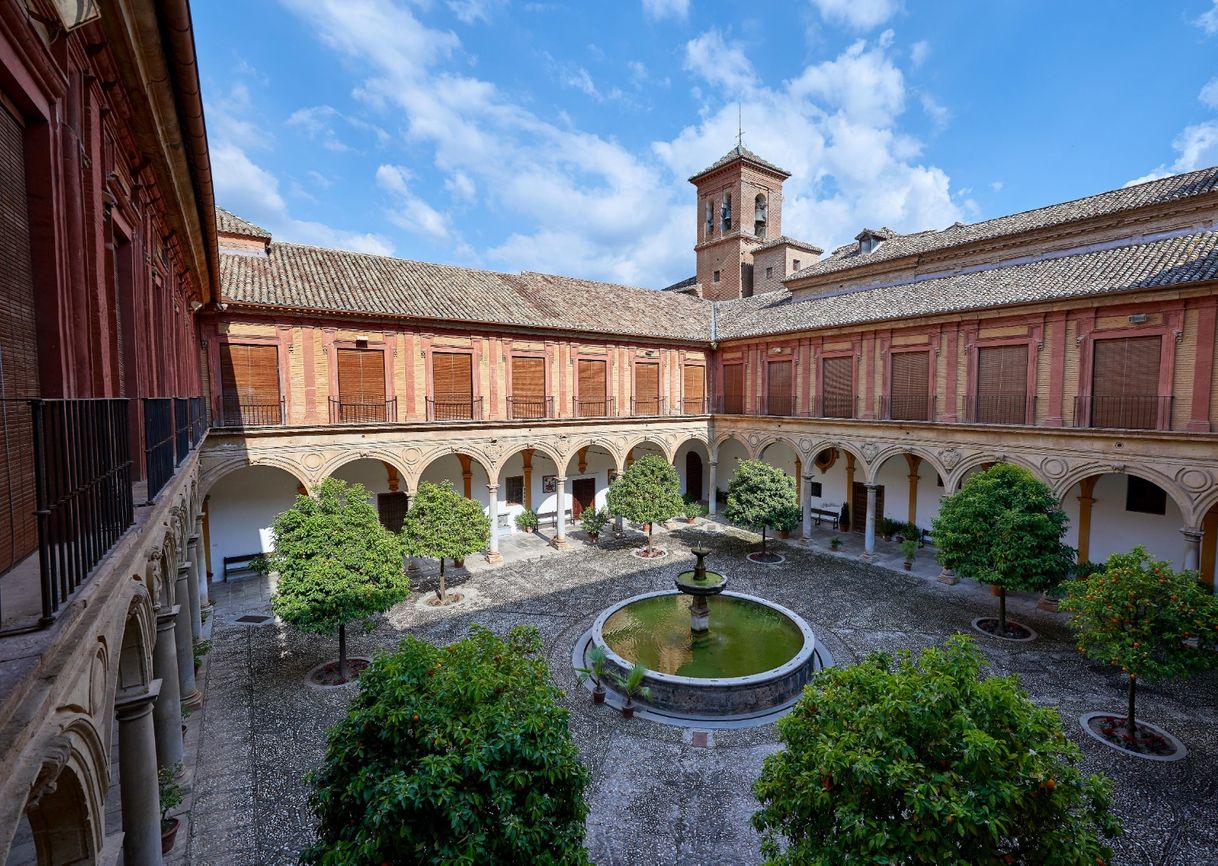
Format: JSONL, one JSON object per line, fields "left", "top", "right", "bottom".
{"left": 1053, "top": 463, "right": 1195, "bottom": 525}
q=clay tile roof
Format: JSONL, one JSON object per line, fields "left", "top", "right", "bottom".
{"left": 753, "top": 235, "right": 825, "bottom": 255}
{"left": 716, "top": 230, "right": 1218, "bottom": 339}
{"left": 219, "top": 242, "right": 713, "bottom": 341}
{"left": 790, "top": 166, "right": 1218, "bottom": 280}
{"left": 689, "top": 145, "right": 791, "bottom": 182}
{"left": 215, "top": 207, "right": 271, "bottom": 240}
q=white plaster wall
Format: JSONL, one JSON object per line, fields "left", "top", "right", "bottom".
{"left": 807, "top": 449, "right": 850, "bottom": 518}
{"left": 494, "top": 451, "right": 560, "bottom": 533}
{"left": 330, "top": 458, "right": 393, "bottom": 500}
{"left": 715, "top": 438, "right": 749, "bottom": 493}
{"left": 674, "top": 440, "right": 711, "bottom": 499}
{"left": 418, "top": 454, "right": 490, "bottom": 511}
{"left": 758, "top": 443, "right": 798, "bottom": 482}
{"left": 1062, "top": 474, "right": 1184, "bottom": 568}
{"left": 207, "top": 466, "right": 301, "bottom": 566}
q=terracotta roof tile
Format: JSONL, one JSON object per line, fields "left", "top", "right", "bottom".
{"left": 689, "top": 145, "right": 791, "bottom": 182}
{"left": 215, "top": 206, "right": 271, "bottom": 240}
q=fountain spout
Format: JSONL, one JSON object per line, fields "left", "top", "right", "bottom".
{"left": 674, "top": 549, "right": 727, "bottom": 634}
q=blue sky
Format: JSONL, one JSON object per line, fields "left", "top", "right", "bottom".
{"left": 194, "top": 0, "right": 1218, "bottom": 288}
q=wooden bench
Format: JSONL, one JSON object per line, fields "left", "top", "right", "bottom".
{"left": 810, "top": 507, "right": 840, "bottom": 530}
{"left": 222, "top": 553, "right": 261, "bottom": 583}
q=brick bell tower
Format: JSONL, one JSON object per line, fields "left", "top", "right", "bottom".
{"left": 689, "top": 144, "right": 791, "bottom": 301}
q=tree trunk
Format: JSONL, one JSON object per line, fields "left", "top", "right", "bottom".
{"left": 997, "top": 586, "right": 1007, "bottom": 634}
{"left": 1126, "top": 673, "right": 1137, "bottom": 741}
{"left": 338, "top": 622, "right": 348, "bottom": 680}
{"left": 436, "top": 558, "right": 446, "bottom": 602}
{"left": 646, "top": 524, "right": 653, "bottom": 555}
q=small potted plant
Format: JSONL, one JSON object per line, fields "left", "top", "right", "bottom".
{"left": 453, "top": 556, "right": 465, "bottom": 568}
{"left": 514, "top": 509, "right": 539, "bottom": 534}
{"left": 192, "top": 638, "right": 211, "bottom": 674}
{"left": 903, "top": 521, "right": 922, "bottom": 547}
{"left": 774, "top": 503, "right": 801, "bottom": 539}
{"left": 830, "top": 536, "right": 842, "bottom": 551}
{"left": 900, "top": 537, "right": 918, "bottom": 571}
{"left": 576, "top": 646, "right": 609, "bottom": 704}
{"left": 682, "top": 500, "right": 705, "bottom": 524}
{"left": 838, "top": 503, "right": 851, "bottom": 533}
{"left": 159, "top": 763, "right": 185, "bottom": 854}
{"left": 879, "top": 516, "right": 900, "bottom": 542}
{"left": 580, "top": 506, "right": 610, "bottom": 543}
{"left": 612, "top": 663, "right": 651, "bottom": 719}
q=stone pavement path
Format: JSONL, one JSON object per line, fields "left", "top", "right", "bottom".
{"left": 185, "top": 524, "right": 1218, "bottom": 865}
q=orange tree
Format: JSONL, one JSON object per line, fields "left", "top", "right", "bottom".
{"left": 1061, "top": 546, "right": 1218, "bottom": 742}
{"left": 753, "top": 635, "right": 1119, "bottom": 865}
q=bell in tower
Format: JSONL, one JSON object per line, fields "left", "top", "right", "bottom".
{"left": 754, "top": 194, "right": 767, "bottom": 238}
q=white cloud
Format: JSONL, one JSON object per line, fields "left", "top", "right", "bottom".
{"left": 990, "top": 180, "right": 1004, "bottom": 192}
{"left": 919, "top": 93, "right": 949, "bottom": 130}
{"left": 376, "top": 164, "right": 454, "bottom": 242}
{"left": 910, "top": 39, "right": 930, "bottom": 68}
{"left": 1196, "top": 0, "right": 1218, "bottom": 34}
{"left": 683, "top": 30, "right": 757, "bottom": 94}
{"left": 445, "top": 171, "right": 477, "bottom": 202}
{"left": 288, "top": 105, "right": 389, "bottom": 151}
{"left": 810, "top": 0, "right": 900, "bottom": 31}
{"left": 641, "top": 0, "right": 688, "bottom": 21}
{"left": 446, "top": 0, "right": 503, "bottom": 23}
{"left": 1201, "top": 76, "right": 1218, "bottom": 109}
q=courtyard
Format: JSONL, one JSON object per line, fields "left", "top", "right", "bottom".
{"left": 181, "top": 526, "right": 1218, "bottom": 866}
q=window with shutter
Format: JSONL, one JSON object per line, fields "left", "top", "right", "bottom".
{"left": 889, "top": 352, "right": 930, "bottom": 420}
{"left": 975, "top": 344, "right": 1028, "bottom": 424}
{"left": 1125, "top": 477, "right": 1167, "bottom": 515}
{"left": 432, "top": 352, "right": 474, "bottom": 420}
{"left": 577, "top": 359, "right": 608, "bottom": 417}
{"left": 767, "top": 360, "right": 792, "bottom": 416}
{"left": 336, "top": 348, "right": 387, "bottom": 422}
{"left": 505, "top": 476, "right": 524, "bottom": 505}
{"left": 634, "top": 362, "right": 660, "bottom": 415}
{"left": 219, "top": 344, "right": 282, "bottom": 426}
{"left": 510, "top": 356, "right": 546, "bottom": 419}
{"left": 0, "top": 102, "right": 38, "bottom": 575}
{"left": 1090, "top": 336, "right": 1161, "bottom": 429}
{"left": 722, "top": 364, "right": 744, "bottom": 414}
{"left": 377, "top": 492, "right": 409, "bottom": 533}
{"left": 682, "top": 365, "right": 705, "bottom": 414}
{"left": 820, "top": 356, "right": 853, "bottom": 418}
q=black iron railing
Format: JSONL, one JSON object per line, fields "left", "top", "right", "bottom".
{"left": 217, "top": 398, "right": 285, "bottom": 428}
{"left": 574, "top": 396, "right": 615, "bottom": 418}
{"left": 330, "top": 397, "right": 397, "bottom": 424}
{"left": 143, "top": 398, "right": 175, "bottom": 502}
{"left": 174, "top": 397, "right": 189, "bottom": 465}
{"left": 1074, "top": 395, "right": 1170, "bottom": 431}
{"left": 814, "top": 394, "right": 856, "bottom": 419}
{"left": 630, "top": 397, "right": 666, "bottom": 417}
{"left": 879, "top": 395, "right": 936, "bottom": 422}
{"left": 716, "top": 395, "right": 747, "bottom": 415}
{"left": 762, "top": 395, "right": 795, "bottom": 417}
{"left": 960, "top": 394, "right": 1032, "bottom": 425}
{"left": 508, "top": 396, "right": 553, "bottom": 420}
{"left": 189, "top": 396, "right": 207, "bottom": 446}
{"left": 427, "top": 397, "right": 483, "bottom": 422}
{"left": 31, "top": 399, "right": 134, "bottom": 625}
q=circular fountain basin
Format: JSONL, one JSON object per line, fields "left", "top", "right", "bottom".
{"left": 674, "top": 568, "right": 727, "bottom": 595}
{"left": 588, "top": 590, "right": 817, "bottom": 717}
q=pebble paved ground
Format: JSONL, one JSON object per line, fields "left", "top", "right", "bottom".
{"left": 186, "top": 524, "right": 1218, "bottom": 865}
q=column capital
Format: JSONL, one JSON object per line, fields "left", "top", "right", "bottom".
{"left": 1180, "top": 526, "right": 1204, "bottom": 542}
{"left": 486, "top": 483, "right": 499, "bottom": 492}
{"left": 188, "top": 533, "right": 201, "bottom": 543}
{"left": 864, "top": 482, "right": 879, "bottom": 490}
{"left": 556, "top": 474, "right": 567, "bottom": 482}
{"left": 156, "top": 605, "right": 182, "bottom": 627}
{"left": 115, "top": 680, "right": 162, "bottom": 720}
{"left": 177, "top": 562, "right": 192, "bottom": 575}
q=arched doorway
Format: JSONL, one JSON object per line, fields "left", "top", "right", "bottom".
{"left": 330, "top": 458, "right": 410, "bottom": 532}
{"left": 24, "top": 766, "right": 95, "bottom": 865}
{"left": 685, "top": 452, "right": 703, "bottom": 502}
{"left": 205, "top": 465, "right": 305, "bottom": 579}
{"left": 1062, "top": 472, "right": 1186, "bottom": 569}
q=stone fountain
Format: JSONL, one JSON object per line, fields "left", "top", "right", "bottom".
{"left": 673, "top": 547, "right": 726, "bottom": 633}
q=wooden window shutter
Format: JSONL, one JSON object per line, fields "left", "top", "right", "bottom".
{"left": 577, "top": 359, "right": 607, "bottom": 416}
{"left": 432, "top": 352, "right": 474, "bottom": 420}
{"left": 510, "top": 357, "right": 546, "bottom": 418}
{"left": 635, "top": 362, "right": 660, "bottom": 415}
{"left": 1091, "top": 336, "right": 1161, "bottom": 429}
{"left": 0, "top": 102, "right": 38, "bottom": 575}
{"left": 889, "top": 352, "right": 930, "bottom": 420}
{"left": 219, "top": 344, "right": 281, "bottom": 425}
{"left": 337, "top": 348, "right": 386, "bottom": 403}
{"left": 767, "top": 360, "right": 792, "bottom": 415}
{"left": 821, "top": 356, "right": 853, "bottom": 418}
{"left": 722, "top": 364, "right": 744, "bottom": 414}
{"left": 975, "top": 344, "right": 1028, "bottom": 423}
{"left": 683, "top": 365, "right": 705, "bottom": 413}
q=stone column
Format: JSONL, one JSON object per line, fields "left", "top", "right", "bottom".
{"left": 194, "top": 516, "right": 210, "bottom": 608}
{"left": 1076, "top": 477, "right": 1097, "bottom": 564}
{"left": 186, "top": 535, "right": 203, "bottom": 640}
{"left": 1181, "top": 527, "right": 1203, "bottom": 573}
{"left": 116, "top": 682, "right": 165, "bottom": 866}
{"left": 861, "top": 483, "right": 878, "bottom": 561}
{"left": 487, "top": 484, "right": 502, "bottom": 563}
{"left": 707, "top": 461, "right": 719, "bottom": 516}
{"left": 174, "top": 564, "right": 201, "bottom": 708}
{"left": 554, "top": 475, "right": 569, "bottom": 549}
{"left": 800, "top": 474, "right": 813, "bottom": 543}
{"left": 151, "top": 607, "right": 184, "bottom": 771}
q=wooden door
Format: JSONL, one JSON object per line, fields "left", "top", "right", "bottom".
{"left": 635, "top": 362, "right": 660, "bottom": 415}
{"left": 685, "top": 451, "right": 704, "bottom": 500}
{"left": 767, "top": 360, "right": 792, "bottom": 416}
{"left": 577, "top": 359, "right": 608, "bottom": 416}
{"left": 572, "top": 478, "right": 596, "bottom": 519}
{"left": 219, "top": 344, "right": 281, "bottom": 426}
{"left": 851, "top": 482, "right": 884, "bottom": 534}
{"left": 432, "top": 352, "right": 474, "bottom": 420}
{"left": 510, "top": 356, "right": 546, "bottom": 419}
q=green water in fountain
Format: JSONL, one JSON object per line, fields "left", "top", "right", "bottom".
{"left": 601, "top": 594, "right": 805, "bottom": 678}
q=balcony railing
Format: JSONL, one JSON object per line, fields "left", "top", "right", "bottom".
{"left": 329, "top": 397, "right": 398, "bottom": 424}
{"left": 508, "top": 396, "right": 554, "bottom": 420}
{"left": 814, "top": 394, "right": 857, "bottom": 419}
{"left": 189, "top": 396, "right": 207, "bottom": 445}
{"left": 31, "top": 399, "right": 134, "bottom": 625}
{"left": 762, "top": 395, "right": 795, "bottom": 417}
{"left": 574, "top": 396, "right": 616, "bottom": 418}
{"left": 630, "top": 397, "right": 666, "bottom": 417}
{"left": 143, "top": 398, "right": 176, "bottom": 502}
{"left": 217, "top": 398, "right": 285, "bottom": 428}
{"left": 878, "top": 395, "right": 936, "bottom": 422}
{"left": 1074, "top": 395, "right": 1170, "bottom": 431}
{"left": 427, "top": 397, "right": 483, "bottom": 422}
{"left": 680, "top": 396, "right": 709, "bottom": 415}
{"left": 960, "top": 394, "right": 1032, "bottom": 425}
{"left": 174, "top": 397, "right": 190, "bottom": 464}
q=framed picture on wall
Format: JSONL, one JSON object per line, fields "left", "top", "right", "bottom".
{"left": 542, "top": 474, "right": 557, "bottom": 494}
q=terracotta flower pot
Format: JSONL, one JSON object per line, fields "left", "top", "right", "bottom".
{"left": 454, "top": 557, "right": 465, "bottom": 568}
{"left": 686, "top": 517, "right": 696, "bottom": 524}
{"left": 903, "top": 561, "right": 912, "bottom": 571}
{"left": 621, "top": 704, "right": 635, "bottom": 719}
{"left": 588, "top": 532, "right": 599, "bottom": 542}
{"left": 592, "top": 687, "right": 606, "bottom": 704}
{"left": 161, "top": 818, "right": 180, "bottom": 855}
{"left": 778, "top": 530, "right": 790, "bottom": 539}
{"left": 641, "top": 523, "right": 651, "bottom": 533}
{"left": 990, "top": 584, "right": 1003, "bottom": 596}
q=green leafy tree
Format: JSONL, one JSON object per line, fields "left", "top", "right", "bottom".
{"left": 302, "top": 625, "right": 591, "bottom": 866}
{"left": 1061, "top": 546, "right": 1218, "bottom": 741}
{"left": 401, "top": 480, "right": 490, "bottom": 603}
{"left": 753, "top": 635, "right": 1120, "bottom": 866}
{"left": 724, "top": 459, "right": 798, "bottom": 555}
{"left": 267, "top": 477, "right": 409, "bottom": 679}
{"left": 605, "top": 454, "right": 683, "bottom": 554}
{"left": 932, "top": 464, "right": 1074, "bottom": 634}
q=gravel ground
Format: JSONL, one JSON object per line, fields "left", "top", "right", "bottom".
{"left": 187, "top": 526, "right": 1218, "bottom": 865}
